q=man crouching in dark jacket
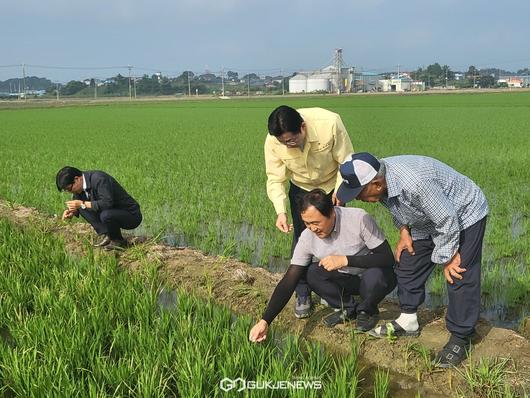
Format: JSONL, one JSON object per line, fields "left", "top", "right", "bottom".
{"left": 56, "top": 166, "right": 142, "bottom": 250}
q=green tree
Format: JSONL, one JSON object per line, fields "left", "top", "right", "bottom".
{"left": 465, "top": 66, "right": 479, "bottom": 87}
{"left": 478, "top": 75, "right": 495, "bottom": 88}
{"left": 411, "top": 63, "right": 453, "bottom": 87}
{"left": 159, "top": 77, "right": 174, "bottom": 95}
{"left": 136, "top": 74, "right": 159, "bottom": 95}
{"left": 103, "top": 74, "right": 129, "bottom": 95}
{"left": 441, "top": 65, "right": 455, "bottom": 85}
{"left": 176, "top": 71, "right": 194, "bottom": 84}
{"left": 61, "top": 80, "right": 86, "bottom": 95}
{"left": 227, "top": 71, "right": 238, "bottom": 81}
{"left": 242, "top": 73, "right": 260, "bottom": 82}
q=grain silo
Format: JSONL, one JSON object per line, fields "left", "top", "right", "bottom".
{"left": 306, "top": 73, "right": 331, "bottom": 92}
{"left": 289, "top": 74, "right": 309, "bottom": 93}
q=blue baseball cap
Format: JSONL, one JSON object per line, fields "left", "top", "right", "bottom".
{"left": 336, "top": 152, "right": 381, "bottom": 203}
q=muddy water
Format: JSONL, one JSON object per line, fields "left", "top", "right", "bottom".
{"left": 0, "top": 327, "right": 15, "bottom": 348}
{"left": 160, "top": 220, "right": 528, "bottom": 331}
{"left": 511, "top": 212, "right": 525, "bottom": 239}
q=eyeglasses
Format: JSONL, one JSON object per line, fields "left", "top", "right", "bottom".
{"left": 276, "top": 133, "right": 301, "bottom": 146}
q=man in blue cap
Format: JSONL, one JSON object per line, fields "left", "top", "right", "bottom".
{"left": 336, "top": 152, "right": 488, "bottom": 368}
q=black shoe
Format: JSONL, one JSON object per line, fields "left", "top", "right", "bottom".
{"left": 434, "top": 336, "right": 471, "bottom": 368}
{"left": 94, "top": 235, "right": 111, "bottom": 247}
{"left": 103, "top": 239, "right": 128, "bottom": 251}
{"left": 323, "top": 310, "right": 356, "bottom": 328}
{"left": 294, "top": 295, "right": 312, "bottom": 319}
{"left": 355, "top": 311, "right": 378, "bottom": 332}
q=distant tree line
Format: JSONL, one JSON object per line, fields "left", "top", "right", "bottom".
{"left": 0, "top": 76, "right": 53, "bottom": 92}
{"left": 2, "top": 64, "right": 528, "bottom": 98}
{"left": 40, "top": 71, "right": 284, "bottom": 97}
{"left": 409, "top": 63, "right": 518, "bottom": 88}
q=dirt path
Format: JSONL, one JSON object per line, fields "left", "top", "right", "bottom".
{"left": 1, "top": 200, "right": 528, "bottom": 396}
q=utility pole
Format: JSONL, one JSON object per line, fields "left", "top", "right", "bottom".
{"left": 281, "top": 68, "right": 285, "bottom": 95}
{"left": 334, "top": 49, "right": 343, "bottom": 94}
{"left": 133, "top": 77, "right": 137, "bottom": 99}
{"left": 187, "top": 71, "right": 191, "bottom": 96}
{"left": 22, "top": 63, "right": 27, "bottom": 101}
{"left": 221, "top": 68, "right": 225, "bottom": 96}
{"left": 94, "top": 78, "right": 97, "bottom": 100}
{"left": 128, "top": 65, "right": 132, "bottom": 100}
{"left": 247, "top": 74, "right": 250, "bottom": 97}
{"left": 56, "top": 82, "right": 60, "bottom": 101}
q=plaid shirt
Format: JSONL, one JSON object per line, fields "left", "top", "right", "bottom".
{"left": 380, "top": 155, "right": 488, "bottom": 264}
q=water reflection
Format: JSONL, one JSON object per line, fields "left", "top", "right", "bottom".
{"left": 1, "top": 327, "right": 15, "bottom": 347}
{"left": 157, "top": 221, "right": 528, "bottom": 331}
{"left": 157, "top": 288, "right": 178, "bottom": 312}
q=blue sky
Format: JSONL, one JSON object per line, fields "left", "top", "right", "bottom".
{"left": 1, "top": 0, "right": 529, "bottom": 82}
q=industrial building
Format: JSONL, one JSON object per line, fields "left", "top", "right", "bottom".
{"left": 288, "top": 66, "right": 353, "bottom": 94}
{"left": 378, "top": 74, "right": 425, "bottom": 92}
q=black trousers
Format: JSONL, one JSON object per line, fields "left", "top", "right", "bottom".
{"left": 289, "top": 182, "right": 334, "bottom": 297}
{"left": 306, "top": 262, "right": 396, "bottom": 316}
{"left": 397, "top": 217, "right": 487, "bottom": 339}
{"left": 79, "top": 208, "right": 142, "bottom": 240}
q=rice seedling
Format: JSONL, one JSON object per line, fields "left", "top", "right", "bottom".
{"left": 404, "top": 342, "right": 437, "bottom": 381}
{"left": 373, "top": 367, "right": 390, "bottom": 398}
{"left": 0, "top": 219, "right": 368, "bottom": 396}
{"left": 454, "top": 356, "right": 514, "bottom": 398}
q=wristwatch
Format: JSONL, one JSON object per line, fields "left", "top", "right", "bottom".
{"left": 80, "top": 201, "right": 86, "bottom": 210}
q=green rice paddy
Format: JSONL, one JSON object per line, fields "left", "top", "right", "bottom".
{"left": 0, "top": 92, "right": 528, "bottom": 315}
{"left": 0, "top": 92, "right": 528, "bottom": 396}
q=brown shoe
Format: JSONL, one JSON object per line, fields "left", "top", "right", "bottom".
{"left": 94, "top": 235, "right": 111, "bottom": 247}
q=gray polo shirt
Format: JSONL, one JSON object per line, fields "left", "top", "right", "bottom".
{"left": 291, "top": 207, "right": 386, "bottom": 275}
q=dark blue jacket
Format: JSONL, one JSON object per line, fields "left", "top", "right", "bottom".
{"left": 73, "top": 170, "right": 140, "bottom": 214}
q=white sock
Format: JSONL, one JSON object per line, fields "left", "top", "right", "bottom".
{"left": 373, "top": 312, "right": 418, "bottom": 334}
{"left": 395, "top": 313, "right": 419, "bottom": 331}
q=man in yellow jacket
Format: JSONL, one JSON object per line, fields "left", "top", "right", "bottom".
{"left": 264, "top": 105, "right": 354, "bottom": 318}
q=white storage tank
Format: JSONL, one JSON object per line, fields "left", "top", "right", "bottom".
{"left": 289, "top": 74, "right": 308, "bottom": 93}
{"left": 306, "top": 73, "right": 330, "bottom": 92}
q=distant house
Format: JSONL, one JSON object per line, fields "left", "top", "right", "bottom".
{"left": 498, "top": 76, "right": 525, "bottom": 88}
{"left": 378, "top": 73, "right": 425, "bottom": 92}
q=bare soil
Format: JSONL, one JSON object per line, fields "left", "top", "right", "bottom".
{"left": 1, "top": 200, "right": 529, "bottom": 396}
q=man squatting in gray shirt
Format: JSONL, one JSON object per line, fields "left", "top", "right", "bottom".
{"left": 249, "top": 189, "right": 396, "bottom": 342}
